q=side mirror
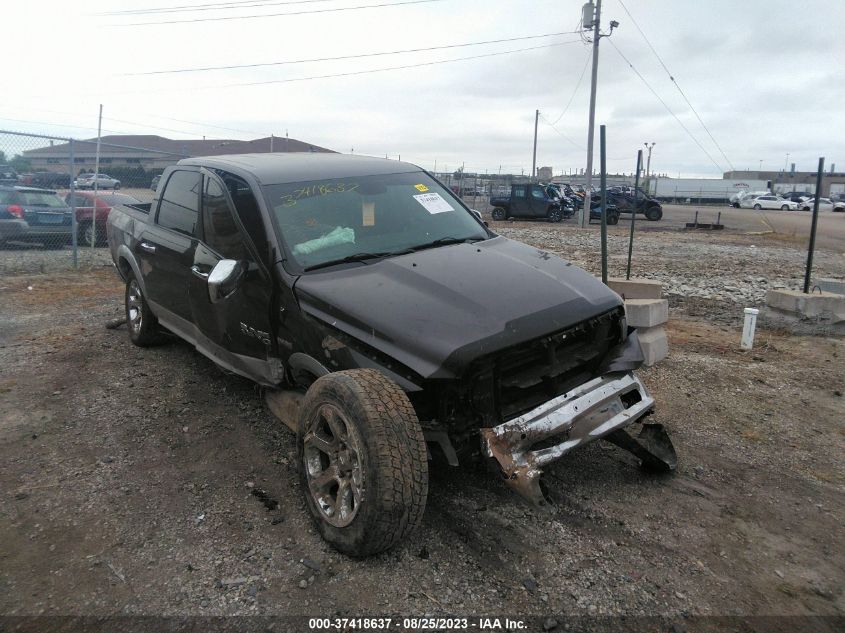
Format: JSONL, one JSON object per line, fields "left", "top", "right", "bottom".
{"left": 208, "top": 259, "right": 245, "bottom": 304}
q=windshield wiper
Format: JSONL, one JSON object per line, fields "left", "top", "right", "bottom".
{"left": 303, "top": 251, "right": 395, "bottom": 272}
{"left": 408, "top": 236, "right": 486, "bottom": 253}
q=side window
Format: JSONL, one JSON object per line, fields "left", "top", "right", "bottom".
{"left": 531, "top": 187, "right": 544, "bottom": 199}
{"left": 513, "top": 186, "right": 526, "bottom": 199}
{"left": 157, "top": 170, "right": 200, "bottom": 236}
{"left": 202, "top": 177, "right": 249, "bottom": 261}
{"left": 214, "top": 170, "right": 270, "bottom": 267}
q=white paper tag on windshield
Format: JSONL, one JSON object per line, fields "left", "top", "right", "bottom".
{"left": 413, "top": 192, "right": 454, "bottom": 214}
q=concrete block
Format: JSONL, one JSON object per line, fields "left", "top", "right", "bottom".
{"left": 625, "top": 299, "right": 669, "bottom": 328}
{"left": 815, "top": 278, "right": 845, "bottom": 296}
{"left": 765, "top": 290, "right": 845, "bottom": 321}
{"left": 606, "top": 277, "right": 662, "bottom": 300}
{"left": 636, "top": 325, "right": 669, "bottom": 367}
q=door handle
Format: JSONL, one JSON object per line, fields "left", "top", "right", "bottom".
{"left": 139, "top": 241, "right": 156, "bottom": 253}
{"left": 191, "top": 265, "right": 209, "bottom": 279}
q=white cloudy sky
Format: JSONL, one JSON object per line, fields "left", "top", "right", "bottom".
{"left": 2, "top": 0, "right": 843, "bottom": 177}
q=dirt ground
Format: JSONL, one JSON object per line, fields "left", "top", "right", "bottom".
{"left": 1, "top": 229, "right": 844, "bottom": 631}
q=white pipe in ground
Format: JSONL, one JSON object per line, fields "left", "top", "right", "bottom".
{"left": 741, "top": 308, "right": 759, "bottom": 350}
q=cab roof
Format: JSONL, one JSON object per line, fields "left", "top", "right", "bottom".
{"left": 176, "top": 153, "right": 422, "bottom": 186}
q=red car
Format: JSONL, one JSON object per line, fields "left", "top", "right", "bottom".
{"left": 64, "top": 191, "right": 141, "bottom": 245}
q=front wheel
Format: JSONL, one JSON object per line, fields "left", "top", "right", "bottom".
{"left": 781, "top": 205, "right": 790, "bottom": 211}
{"left": 298, "top": 369, "right": 428, "bottom": 557}
{"left": 645, "top": 207, "right": 663, "bottom": 221}
{"left": 125, "top": 274, "right": 162, "bottom": 346}
{"left": 547, "top": 207, "right": 563, "bottom": 223}
{"left": 607, "top": 212, "right": 619, "bottom": 225}
{"left": 112, "top": 182, "right": 121, "bottom": 190}
{"left": 491, "top": 207, "right": 506, "bottom": 221}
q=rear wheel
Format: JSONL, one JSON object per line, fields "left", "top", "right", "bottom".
{"left": 607, "top": 212, "right": 619, "bottom": 225}
{"left": 753, "top": 204, "right": 762, "bottom": 210}
{"left": 491, "top": 207, "right": 506, "bottom": 221}
{"left": 298, "top": 369, "right": 428, "bottom": 557}
{"left": 125, "top": 274, "right": 162, "bottom": 346}
{"left": 645, "top": 206, "right": 663, "bottom": 221}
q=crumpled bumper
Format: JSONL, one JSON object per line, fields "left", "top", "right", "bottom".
{"left": 480, "top": 372, "right": 656, "bottom": 505}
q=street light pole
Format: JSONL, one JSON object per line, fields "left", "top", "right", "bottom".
{"left": 531, "top": 109, "right": 539, "bottom": 182}
{"left": 644, "top": 142, "right": 656, "bottom": 193}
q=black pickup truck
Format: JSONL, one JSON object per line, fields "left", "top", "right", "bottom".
{"left": 107, "top": 154, "right": 675, "bottom": 556}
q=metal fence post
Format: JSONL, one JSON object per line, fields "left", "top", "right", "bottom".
{"left": 69, "top": 139, "right": 78, "bottom": 269}
{"left": 599, "top": 125, "right": 608, "bottom": 285}
{"left": 803, "top": 157, "right": 825, "bottom": 294}
{"left": 626, "top": 149, "right": 642, "bottom": 280}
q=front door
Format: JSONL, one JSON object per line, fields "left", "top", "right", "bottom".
{"left": 187, "top": 170, "right": 277, "bottom": 382}
{"left": 138, "top": 168, "right": 202, "bottom": 329}
{"left": 529, "top": 185, "right": 548, "bottom": 217}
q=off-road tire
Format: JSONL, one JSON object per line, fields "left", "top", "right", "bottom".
{"left": 607, "top": 212, "right": 620, "bottom": 225}
{"left": 491, "top": 207, "right": 506, "bottom": 221}
{"left": 645, "top": 207, "right": 663, "bottom": 221}
{"left": 297, "top": 369, "right": 428, "bottom": 557}
{"left": 125, "top": 273, "right": 162, "bottom": 347}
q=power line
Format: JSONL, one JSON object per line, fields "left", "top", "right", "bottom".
{"left": 615, "top": 0, "right": 735, "bottom": 171}
{"left": 126, "top": 31, "right": 580, "bottom": 75}
{"left": 538, "top": 113, "right": 584, "bottom": 150}
{"left": 547, "top": 49, "right": 591, "bottom": 126}
{"left": 100, "top": 0, "right": 335, "bottom": 16}
{"left": 218, "top": 40, "right": 583, "bottom": 89}
{"left": 118, "top": 0, "right": 445, "bottom": 26}
{"left": 607, "top": 39, "right": 725, "bottom": 174}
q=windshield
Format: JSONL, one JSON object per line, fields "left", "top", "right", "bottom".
{"left": 20, "top": 192, "right": 66, "bottom": 208}
{"left": 263, "top": 171, "right": 489, "bottom": 271}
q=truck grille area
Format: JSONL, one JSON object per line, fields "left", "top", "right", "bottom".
{"left": 483, "top": 309, "right": 623, "bottom": 421}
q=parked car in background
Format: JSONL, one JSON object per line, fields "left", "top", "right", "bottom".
{"left": 150, "top": 174, "right": 161, "bottom": 191}
{"left": 0, "top": 185, "right": 73, "bottom": 246}
{"left": 799, "top": 198, "right": 834, "bottom": 211}
{"left": 65, "top": 191, "right": 142, "bottom": 245}
{"left": 730, "top": 190, "right": 770, "bottom": 207}
{"left": 0, "top": 165, "right": 19, "bottom": 185}
{"left": 74, "top": 173, "right": 121, "bottom": 190}
{"left": 779, "top": 191, "right": 814, "bottom": 204}
{"left": 833, "top": 201, "right": 845, "bottom": 213}
{"left": 31, "top": 172, "right": 72, "bottom": 189}
{"left": 739, "top": 195, "right": 798, "bottom": 210}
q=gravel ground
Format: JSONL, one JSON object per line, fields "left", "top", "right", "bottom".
{"left": 1, "top": 228, "right": 844, "bottom": 631}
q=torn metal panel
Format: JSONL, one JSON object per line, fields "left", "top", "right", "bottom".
{"left": 480, "top": 372, "right": 657, "bottom": 505}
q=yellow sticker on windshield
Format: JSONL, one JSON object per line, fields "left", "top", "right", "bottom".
{"left": 414, "top": 184, "right": 429, "bottom": 192}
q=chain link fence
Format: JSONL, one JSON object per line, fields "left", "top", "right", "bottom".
{"left": 0, "top": 129, "right": 175, "bottom": 275}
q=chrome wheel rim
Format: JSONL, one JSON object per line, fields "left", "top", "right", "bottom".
{"left": 302, "top": 403, "right": 363, "bottom": 527}
{"left": 127, "top": 280, "right": 143, "bottom": 334}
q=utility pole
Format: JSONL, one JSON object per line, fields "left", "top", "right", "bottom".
{"left": 644, "top": 142, "right": 656, "bottom": 193}
{"left": 531, "top": 109, "right": 539, "bottom": 182}
{"left": 580, "top": 0, "right": 618, "bottom": 227}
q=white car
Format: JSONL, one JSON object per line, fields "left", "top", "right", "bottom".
{"left": 74, "top": 173, "right": 121, "bottom": 190}
{"left": 740, "top": 195, "right": 798, "bottom": 210}
{"left": 834, "top": 201, "right": 845, "bottom": 213}
{"left": 799, "top": 198, "right": 834, "bottom": 211}
{"left": 731, "top": 190, "right": 770, "bottom": 208}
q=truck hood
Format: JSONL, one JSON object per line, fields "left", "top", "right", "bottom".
{"left": 294, "top": 236, "right": 622, "bottom": 380}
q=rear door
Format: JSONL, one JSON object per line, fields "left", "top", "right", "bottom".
{"left": 188, "top": 169, "right": 276, "bottom": 378}
{"left": 511, "top": 185, "right": 529, "bottom": 217}
{"left": 136, "top": 168, "right": 201, "bottom": 329}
